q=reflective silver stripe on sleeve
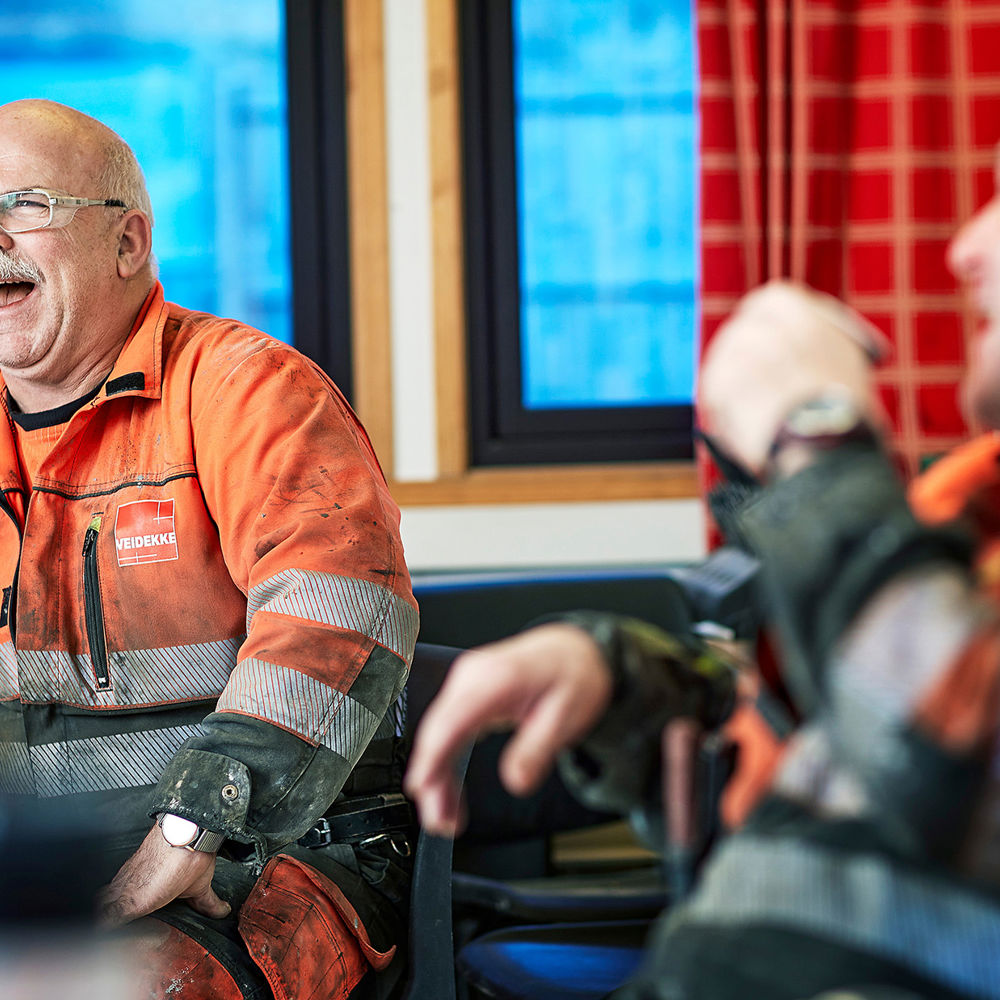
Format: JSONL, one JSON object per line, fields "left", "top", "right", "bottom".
{"left": 248, "top": 570, "right": 418, "bottom": 663}
{"left": 0, "top": 724, "right": 203, "bottom": 798}
{"left": 0, "top": 640, "right": 17, "bottom": 700}
{"left": 15, "top": 638, "right": 242, "bottom": 708}
{"left": 676, "top": 834, "right": 1000, "bottom": 999}
{"left": 217, "top": 658, "right": 380, "bottom": 764}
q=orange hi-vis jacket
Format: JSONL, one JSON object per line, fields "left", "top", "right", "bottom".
{"left": 0, "top": 284, "right": 418, "bottom": 859}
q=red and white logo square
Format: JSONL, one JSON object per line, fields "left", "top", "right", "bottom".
{"left": 115, "top": 499, "right": 179, "bottom": 567}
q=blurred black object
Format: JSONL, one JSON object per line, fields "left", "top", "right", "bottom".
{"left": 0, "top": 795, "right": 116, "bottom": 927}
{"left": 667, "top": 545, "right": 761, "bottom": 642}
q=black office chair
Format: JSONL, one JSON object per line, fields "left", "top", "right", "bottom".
{"left": 401, "top": 551, "right": 759, "bottom": 999}
{"left": 412, "top": 570, "right": 695, "bottom": 933}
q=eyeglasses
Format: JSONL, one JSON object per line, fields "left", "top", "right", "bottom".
{"left": 0, "top": 189, "right": 127, "bottom": 234}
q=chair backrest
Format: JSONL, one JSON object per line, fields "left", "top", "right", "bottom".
{"left": 413, "top": 569, "right": 694, "bottom": 649}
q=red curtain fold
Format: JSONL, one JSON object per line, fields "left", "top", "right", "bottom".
{"left": 697, "top": 0, "right": 1000, "bottom": 489}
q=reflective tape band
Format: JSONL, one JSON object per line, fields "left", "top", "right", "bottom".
{"left": 0, "top": 640, "right": 17, "bottom": 699}
{"left": 677, "top": 834, "right": 1000, "bottom": 998}
{"left": 0, "top": 724, "right": 203, "bottom": 798}
{"left": 217, "top": 657, "right": 384, "bottom": 765}
{"left": 14, "top": 637, "right": 242, "bottom": 708}
{"left": 248, "top": 570, "right": 418, "bottom": 662}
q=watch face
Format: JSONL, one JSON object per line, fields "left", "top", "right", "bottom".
{"left": 160, "top": 813, "right": 199, "bottom": 848}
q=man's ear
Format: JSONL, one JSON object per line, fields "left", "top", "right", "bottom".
{"left": 115, "top": 210, "right": 152, "bottom": 279}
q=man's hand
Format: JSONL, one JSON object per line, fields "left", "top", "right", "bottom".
{"left": 699, "top": 280, "right": 888, "bottom": 476}
{"left": 98, "top": 824, "right": 230, "bottom": 927}
{"left": 403, "top": 623, "right": 614, "bottom": 838}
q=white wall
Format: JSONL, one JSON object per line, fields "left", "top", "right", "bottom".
{"left": 381, "top": 0, "right": 705, "bottom": 572}
{"left": 400, "top": 500, "right": 707, "bottom": 572}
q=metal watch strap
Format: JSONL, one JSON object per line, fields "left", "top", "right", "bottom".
{"left": 157, "top": 812, "right": 227, "bottom": 853}
{"left": 185, "top": 827, "right": 226, "bottom": 853}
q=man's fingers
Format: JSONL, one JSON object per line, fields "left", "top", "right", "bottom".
{"left": 497, "top": 688, "right": 582, "bottom": 796}
{"left": 405, "top": 667, "right": 513, "bottom": 797}
{"left": 98, "top": 874, "right": 230, "bottom": 927}
{"left": 405, "top": 713, "right": 475, "bottom": 836}
{"left": 498, "top": 652, "right": 612, "bottom": 796}
{"left": 186, "top": 883, "right": 231, "bottom": 921}
{"left": 407, "top": 625, "right": 613, "bottom": 833}
{"left": 405, "top": 699, "right": 477, "bottom": 790}
{"left": 97, "top": 888, "right": 136, "bottom": 928}
{"left": 413, "top": 777, "right": 467, "bottom": 838}
{"left": 98, "top": 826, "right": 224, "bottom": 927}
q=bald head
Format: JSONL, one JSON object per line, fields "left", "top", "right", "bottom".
{"left": 0, "top": 100, "right": 154, "bottom": 227}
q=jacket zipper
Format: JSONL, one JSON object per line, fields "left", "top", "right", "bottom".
{"left": 82, "top": 514, "right": 111, "bottom": 690}
{"left": 0, "top": 491, "right": 23, "bottom": 645}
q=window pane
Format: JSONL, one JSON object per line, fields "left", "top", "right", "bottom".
{"left": 514, "top": 0, "right": 697, "bottom": 410}
{"left": 0, "top": 0, "right": 291, "bottom": 344}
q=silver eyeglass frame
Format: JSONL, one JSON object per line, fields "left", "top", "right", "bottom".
{"left": 0, "top": 188, "right": 128, "bottom": 234}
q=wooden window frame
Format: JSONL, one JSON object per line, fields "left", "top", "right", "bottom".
{"left": 461, "top": 0, "right": 695, "bottom": 466}
{"left": 343, "top": 0, "right": 698, "bottom": 505}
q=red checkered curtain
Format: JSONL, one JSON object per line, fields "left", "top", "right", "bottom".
{"left": 697, "top": 0, "right": 1000, "bottom": 480}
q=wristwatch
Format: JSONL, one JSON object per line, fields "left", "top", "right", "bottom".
{"left": 767, "top": 392, "right": 873, "bottom": 476}
{"left": 157, "top": 812, "right": 226, "bottom": 853}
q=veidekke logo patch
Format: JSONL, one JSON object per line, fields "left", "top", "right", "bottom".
{"left": 115, "top": 499, "right": 179, "bottom": 567}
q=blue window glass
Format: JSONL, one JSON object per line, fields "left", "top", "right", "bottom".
{"left": 513, "top": 0, "right": 697, "bottom": 410}
{"left": 0, "top": 0, "right": 291, "bottom": 345}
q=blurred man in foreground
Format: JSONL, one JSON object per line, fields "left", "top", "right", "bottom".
{"left": 406, "top": 154, "right": 1000, "bottom": 998}
{"left": 0, "top": 99, "right": 418, "bottom": 999}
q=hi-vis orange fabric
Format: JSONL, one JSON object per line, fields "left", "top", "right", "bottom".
{"left": 719, "top": 671, "right": 787, "bottom": 830}
{"left": 133, "top": 922, "right": 246, "bottom": 1000}
{"left": 0, "top": 282, "right": 418, "bottom": 855}
{"left": 910, "top": 432, "right": 1000, "bottom": 527}
{"left": 697, "top": 0, "right": 1000, "bottom": 480}
{"left": 10, "top": 418, "right": 64, "bottom": 491}
{"left": 909, "top": 432, "right": 1000, "bottom": 597}
{"left": 239, "top": 855, "right": 395, "bottom": 1000}
{"left": 907, "top": 435, "right": 1000, "bottom": 768}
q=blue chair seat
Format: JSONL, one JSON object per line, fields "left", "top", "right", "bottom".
{"left": 456, "top": 919, "right": 652, "bottom": 1000}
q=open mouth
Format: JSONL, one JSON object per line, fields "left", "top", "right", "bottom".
{"left": 0, "top": 281, "right": 34, "bottom": 307}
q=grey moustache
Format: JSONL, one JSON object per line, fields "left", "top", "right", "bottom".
{"left": 0, "top": 253, "right": 43, "bottom": 285}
